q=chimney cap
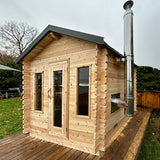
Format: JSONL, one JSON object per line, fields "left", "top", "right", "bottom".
{"left": 123, "top": 0, "right": 134, "bottom": 10}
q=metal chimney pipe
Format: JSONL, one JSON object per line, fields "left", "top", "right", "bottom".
{"left": 123, "top": 0, "right": 134, "bottom": 117}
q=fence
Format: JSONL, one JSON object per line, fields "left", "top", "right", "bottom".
{"left": 137, "top": 91, "right": 160, "bottom": 110}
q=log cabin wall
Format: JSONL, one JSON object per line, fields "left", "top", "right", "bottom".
{"left": 22, "top": 61, "right": 31, "bottom": 134}
{"left": 93, "top": 47, "right": 136, "bottom": 154}
{"left": 22, "top": 33, "right": 137, "bottom": 155}
{"left": 22, "top": 34, "right": 99, "bottom": 154}
{"left": 104, "top": 50, "right": 126, "bottom": 150}
{"left": 103, "top": 50, "right": 137, "bottom": 152}
{"left": 94, "top": 46, "right": 108, "bottom": 153}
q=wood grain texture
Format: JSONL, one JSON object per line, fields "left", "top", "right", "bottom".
{"left": 0, "top": 133, "right": 98, "bottom": 160}
{"left": 22, "top": 33, "right": 137, "bottom": 155}
{"left": 137, "top": 91, "right": 160, "bottom": 109}
{"left": 22, "top": 35, "right": 98, "bottom": 154}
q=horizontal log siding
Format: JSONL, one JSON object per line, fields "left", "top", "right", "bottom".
{"left": 23, "top": 35, "right": 98, "bottom": 154}
{"left": 22, "top": 62, "right": 31, "bottom": 134}
{"left": 95, "top": 46, "right": 108, "bottom": 153}
{"left": 105, "top": 51, "right": 126, "bottom": 151}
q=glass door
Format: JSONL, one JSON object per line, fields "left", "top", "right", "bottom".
{"left": 48, "top": 61, "right": 68, "bottom": 137}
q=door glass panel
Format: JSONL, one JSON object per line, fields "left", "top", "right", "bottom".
{"left": 53, "top": 70, "right": 62, "bottom": 127}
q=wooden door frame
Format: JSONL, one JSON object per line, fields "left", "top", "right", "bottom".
{"left": 48, "top": 60, "right": 69, "bottom": 138}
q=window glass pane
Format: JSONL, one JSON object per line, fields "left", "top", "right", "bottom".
{"left": 79, "top": 67, "right": 89, "bottom": 84}
{"left": 54, "top": 71, "right": 62, "bottom": 85}
{"left": 35, "top": 73, "right": 42, "bottom": 111}
{"left": 111, "top": 93, "right": 120, "bottom": 113}
{"left": 111, "top": 93, "right": 120, "bottom": 99}
{"left": 78, "top": 67, "right": 89, "bottom": 116}
{"left": 54, "top": 70, "right": 62, "bottom": 127}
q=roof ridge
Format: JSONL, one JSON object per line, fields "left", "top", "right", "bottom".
{"left": 16, "top": 25, "right": 123, "bottom": 63}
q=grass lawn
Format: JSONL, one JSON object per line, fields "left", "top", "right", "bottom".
{"left": 138, "top": 111, "right": 160, "bottom": 160}
{"left": 0, "top": 97, "right": 23, "bottom": 139}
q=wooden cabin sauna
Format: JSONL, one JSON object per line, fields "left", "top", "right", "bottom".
{"left": 16, "top": 24, "right": 136, "bottom": 155}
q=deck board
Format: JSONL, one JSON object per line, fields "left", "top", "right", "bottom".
{"left": 59, "top": 148, "right": 78, "bottom": 160}
{"left": 66, "top": 150, "right": 83, "bottom": 160}
{"left": 0, "top": 110, "right": 150, "bottom": 160}
{"left": 0, "top": 134, "right": 97, "bottom": 160}
{"left": 100, "top": 110, "right": 149, "bottom": 160}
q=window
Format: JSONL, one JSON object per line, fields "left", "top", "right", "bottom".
{"left": 53, "top": 70, "right": 62, "bottom": 127}
{"left": 35, "top": 73, "right": 42, "bottom": 111}
{"left": 77, "top": 66, "right": 89, "bottom": 116}
{"left": 111, "top": 93, "right": 120, "bottom": 113}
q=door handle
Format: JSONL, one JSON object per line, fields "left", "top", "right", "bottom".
{"left": 48, "top": 88, "right": 52, "bottom": 99}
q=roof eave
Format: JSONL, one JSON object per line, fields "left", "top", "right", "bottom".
{"left": 16, "top": 25, "right": 105, "bottom": 64}
{"left": 103, "top": 42, "right": 124, "bottom": 58}
{"left": 16, "top": 25, "right": 127, "bottom": 64}
{"left": 16, "top": 25, "right": 51, "bottom": 64}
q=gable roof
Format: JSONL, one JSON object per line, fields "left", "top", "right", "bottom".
{"left": 16, "top": 25, "right": 124, "bottom": 64}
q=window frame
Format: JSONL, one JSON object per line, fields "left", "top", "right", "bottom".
{"left": 111, "top": 93, "right": 121, "bottom": 114}
{"left": 34, "top": 72, "right": 44, "bottom": 113}
{"left": 76, "top": 65, "right": 91, "bottom": 118}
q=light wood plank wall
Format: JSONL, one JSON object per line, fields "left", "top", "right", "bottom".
{"left": 94, "top": 46, "right": 108, "bottom": 153}
{"left": 22, "top": 62, "right": 31, "bottom": 133}
{"left": 104, "top": 51, "right": 127, "bottom": 152}
{"left": 23, "top": 35, "right": 98, "bottom": 154}
{"left": 22, "top": 34, "right": 137, "bottom": 155}
{"left": 94, "top": 48, "right": 126, "bottom": 154}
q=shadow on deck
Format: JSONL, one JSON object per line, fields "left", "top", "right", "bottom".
{"left": 0, "top": 109, "right": 151, "bottom": 160}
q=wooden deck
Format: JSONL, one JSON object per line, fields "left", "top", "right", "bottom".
{"left": 0, "top": 133, "right": 98, "bottom": 160}
{"left": 0, "top": 109, "right": 151, "bottom": 160}
{"left": 100, "top": 109, "right": 151, "bottom": 160}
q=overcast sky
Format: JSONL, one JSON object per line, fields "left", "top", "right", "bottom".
{"left": 0, "top": 0, "right": 159, "bottom": 69}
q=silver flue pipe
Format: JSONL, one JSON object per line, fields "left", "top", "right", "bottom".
{"left": 111, "top": 98, "right": 127, "bottom": 108}
{"left": 123, "top": 0, "right": 134, "bottom": 117}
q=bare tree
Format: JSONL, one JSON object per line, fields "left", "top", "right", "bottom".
{"left": 0, "top": 21, "right": 38, "bottom": 56}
